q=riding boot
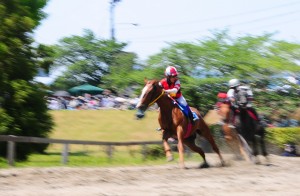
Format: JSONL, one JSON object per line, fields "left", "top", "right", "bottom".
{"left": 180, "top": 104, "right": 198, "bottom": 124}
{"left": 229, "top": 109, "right": 235, "bottom": 128}
{"left": 187, "top": 106, "right": 199, "bottom": 124}
{"left": 188, "top": 110, "right": 195, "bottom": 124}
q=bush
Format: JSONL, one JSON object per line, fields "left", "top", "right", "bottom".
{"left": 144, "top": 145, "right": 165, "bottom": 159}
{"left": 266, "top": 127, "right": 300, "bottom": 147}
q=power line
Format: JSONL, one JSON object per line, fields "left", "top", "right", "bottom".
{"left": 226, "top": 10, "right": 300, "bottom": 27}
{"left": 137, "top": 1, "right": 300, "bottom": 29}
{"left": 243, "top": 16, "right": 300, "bottom": 33}
{"left": 126, "top": 9, "right": 300, "bottom": 41}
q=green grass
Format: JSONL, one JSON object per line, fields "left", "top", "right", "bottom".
{"left": 50, "top": 110, "right": 161, "bottom": 142}
{"left": 11, "top": 148, "right": 172, "bottom": 168}
{"left": 1, "top": 110, "right": 201, "bottom": 167}
{"left": 0, "top": 151, "right": 174, "bottom": 168}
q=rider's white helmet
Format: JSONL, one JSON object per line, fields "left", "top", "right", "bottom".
{"left": 228, "top": 79, "right": 240, "bottom": 88}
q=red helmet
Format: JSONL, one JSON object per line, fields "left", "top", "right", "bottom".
{"left": 165, "top": 66, "right": 178, "bottom": 77}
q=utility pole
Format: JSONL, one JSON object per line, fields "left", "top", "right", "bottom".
{"left": 110, "top": 0, "right": 121, "bottom": 41}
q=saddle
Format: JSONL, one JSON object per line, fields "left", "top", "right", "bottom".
{"left": 167, "top": 95, "right": 195, "bottom": 138}
{"left": 230, "top": 107, "right": 259, "bottom": 129}
{"left": 167, "top": 95, "right": 198, "bottom": 120}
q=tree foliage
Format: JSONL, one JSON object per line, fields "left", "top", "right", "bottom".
{"left": 145, "top": 30, "right": 300, "bottom": 114}
{"left": 49, "top": 29, "right": 299, "bottom": 118}
{"left": 0, "top": 0, "right": 53, "bottom": 160}
{"left": 148, "top": 30, "right": 300, "bottom": 78}
{"left": 50, "top": 30, "right": 130, "bottom": 90}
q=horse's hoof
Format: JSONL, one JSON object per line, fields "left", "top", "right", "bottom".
{"left": 166, "top": 155, "right": 174, "bottom": 162}
{"left": 253, "top": 157, "right": 261, "bottom": 164}
{"left": 179, "top": 164, "right": 187, "bottom": 169}
{"left": 234, "top": 155, "right": 244, "bottom": 161}
{"left": 264, "top": 156, "right": 271, "bottom": 166}
{"left": 199, "top": 162, "right": 210, "bottom": 168}
{"left": 221, "top": 160, "right": 226, "bottom": 167}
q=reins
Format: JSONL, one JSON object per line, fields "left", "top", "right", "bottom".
{"left": 149, "top": 89, "right": 165, "bottom": 106}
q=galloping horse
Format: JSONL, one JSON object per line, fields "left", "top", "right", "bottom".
{"left": 136, "top": 79, "right": 225, "bottom": 169}
{"left": 218, "top": 97, "right": 268, "bottom": 163}
{"left": 217, "top": 102, "right": 251, "bottom": 161}
{"left": 238, "top": 106, "right": 268, "bottom": 163}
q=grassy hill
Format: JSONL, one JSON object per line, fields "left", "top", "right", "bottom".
{"left": 49, "top": 110, "right": 161, "bottom": 142}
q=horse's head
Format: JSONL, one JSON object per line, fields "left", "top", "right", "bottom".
{"left": 135, "top": 79, "right": 163, "bottom": 119}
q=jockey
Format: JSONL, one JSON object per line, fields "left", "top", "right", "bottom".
{"left": 159, "top": 66, "right": 199, "bottom": 123}
{"left": 227, "top": 79, "right": 260, "bottom": 123}
{"left": 216, "top": 92, "right": 231, "bottom": 125}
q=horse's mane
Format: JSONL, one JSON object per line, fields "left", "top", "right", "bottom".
{"left": 147, "top": 79, "right": 159, "bottom": 85}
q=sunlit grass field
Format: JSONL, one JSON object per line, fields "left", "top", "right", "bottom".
{"left": 49, "top": 110, "right": 161, "bottom": 142}
{"left": 1, "top": 110, "right": 193, "bottom": 168}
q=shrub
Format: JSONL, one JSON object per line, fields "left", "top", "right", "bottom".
{"left": 266, "top": 127, "right": 300, "bottom": 146}
{"left": 144, "top": 145, "right": 165, "bottom": 159}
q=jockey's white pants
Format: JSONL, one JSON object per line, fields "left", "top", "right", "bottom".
{"left": 176, "top": 95, "right": 188, "bottom": 107}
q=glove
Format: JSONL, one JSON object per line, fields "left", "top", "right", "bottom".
{"left": 165, "top": 89, "right": 177, "bottom": 98}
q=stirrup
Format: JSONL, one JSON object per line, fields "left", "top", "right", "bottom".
{"left": 192, "top": 112, "right": 199, "bottom": 121}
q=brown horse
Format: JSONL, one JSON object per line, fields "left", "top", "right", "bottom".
{"left": 217, "top": 102, "right": 253, "bottom": 161}
{"left": 136, "top": 79, "right": 225, "bottom": 169}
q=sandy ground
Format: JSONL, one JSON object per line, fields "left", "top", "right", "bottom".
{"left": 0, "top": 154, "right": 299, "bottom": 196}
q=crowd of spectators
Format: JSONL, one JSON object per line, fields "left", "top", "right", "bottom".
{"left": 46, "top": 93, "right": 299, "bottom": 127}
{"left": 46, "top": 93, "right": 140, "bottom": 110}
{"left": 259, "top": 114, "right": 299, "bottom": 128}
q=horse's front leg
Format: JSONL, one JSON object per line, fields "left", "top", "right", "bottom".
{"left": 251, "top": 135, "right": 260, "bottom": 164}
{"left": 223, "top": 124, "right": 251, "bottom": 162}
{"left": 162, "top": 130, "right": 173, "bottom": 162}
{"left": 177, "top": 126, "right": 186, "bottom": 169}
{"left": 163, "top": 139, "right": 173, "bottom": 162}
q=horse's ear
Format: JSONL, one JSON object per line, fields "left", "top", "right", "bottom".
{"left": 144, "top": 77, "right": 148, "bottom": 84}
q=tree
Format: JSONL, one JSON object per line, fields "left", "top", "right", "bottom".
{"left": 0, "top": 0, "right": 53, "bottom": 160}
{"left": 146, "top": 30, "right": 300, "bottom": 113}
{"left": 50, "top": 30, "right": 129, "bottom": 90}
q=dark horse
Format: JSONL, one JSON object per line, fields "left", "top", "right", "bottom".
{"left": 135, "top": 80, "right": 225, "bottom": 169}
{"left": 237, "top": 106, "right": 268, "bottom": 163}
{"left": 219, "top": 99, "right": 268, "bottom": 163}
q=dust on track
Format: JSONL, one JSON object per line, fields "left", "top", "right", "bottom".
{"left": 0, "top": 154, "right": 299, "bottom": 196}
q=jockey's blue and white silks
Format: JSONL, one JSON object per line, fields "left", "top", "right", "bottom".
{"left": 169, "top": 95, "right": 199, "bottom": 121}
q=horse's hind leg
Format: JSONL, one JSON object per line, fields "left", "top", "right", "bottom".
{"left": 184, "top": 137, "right": 209, "bottom": 168}
{"left": 197, "top": 127, "right": 225, "bottom": 166}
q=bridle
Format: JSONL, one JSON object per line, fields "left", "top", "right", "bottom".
{"left": 148, "top": 89, "right": 165, "bottom": 106}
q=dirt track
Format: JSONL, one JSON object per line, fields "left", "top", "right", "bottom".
{"left": 0, "top": 154, "right": 299, "bottom": 196}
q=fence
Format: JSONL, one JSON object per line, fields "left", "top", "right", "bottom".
{"left": 0, "top": 135, "right": 162, "bottom": 166}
